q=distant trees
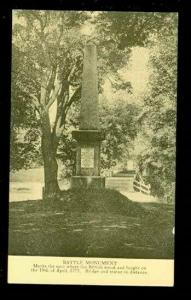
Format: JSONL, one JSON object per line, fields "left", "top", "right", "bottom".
{"left": 95, "top": 12, "right": 178, "bottom": 201}
{"left": 100, "top": 99, "right": 140, "bottom": 170}
{"left": 10, "top": 44, "right": 42, "bottom": 170}
{"left": 135, "top": 14, "right": 178, "bottom": 201}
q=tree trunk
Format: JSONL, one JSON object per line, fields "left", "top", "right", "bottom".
{"left": 41, "top": 110, "right": 60, "bottom": 201}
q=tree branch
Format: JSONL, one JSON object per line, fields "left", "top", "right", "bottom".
{"left": 46, "top": 81, "right": 62, "bottom": 111}
{"left": 59, "top": 85, "right": 81, "bottom": 128}
{"left": 65, "top": 85, "right": 81, "bottom": 111}
{"left": 67, "top": 64, "right": 76, "bottom": 82}
{"left": 40, "top": 70, "right": 48, "bottom": 106}
{"left": 31, "top": 24, "right": 51, "bottom": 67}
{"left": 55, "top": 117, "right": 65, "bottom": 138}
{"left": 30, "top": 94, "right": 41, "bottom": 114}
{"left": 46, "top": 65, "right": 57, "bottom": 98}
{"left": 56, "top": 21, "right": 64, "bottom": 49}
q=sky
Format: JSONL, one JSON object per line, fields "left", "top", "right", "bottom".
{"left": 80, "top": 15, "right": 150, "bottom": 103}
{"left": 121, "top": 47, "right": 150, "bottom": 96}
{"left": 103, "top": 47, "right": 150, "bottom": 103}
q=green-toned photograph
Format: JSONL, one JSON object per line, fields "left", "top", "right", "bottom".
{"left": 9, "top": 10, "right": 177, "bottom": 260}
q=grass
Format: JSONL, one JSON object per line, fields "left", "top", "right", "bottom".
{"left": 8, "top": 188, "right": 174, "bottom": 259}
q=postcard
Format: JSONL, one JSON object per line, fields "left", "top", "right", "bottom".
{"left": 8, "top": 10, "right": 177, "bottom": 286}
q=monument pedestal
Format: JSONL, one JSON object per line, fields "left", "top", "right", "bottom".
{"left": 71, "top": 130, "right": 105, "bottom": 189}
{"left": 71, "top": 176, "right": 105, "bottom": 189}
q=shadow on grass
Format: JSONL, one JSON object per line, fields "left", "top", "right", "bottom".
{"left": 9, "top": 188, "right": 174, "bottom": 259}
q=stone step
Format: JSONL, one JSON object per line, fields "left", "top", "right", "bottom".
{"left": 105, "top": 177, "right": 134, "bottom": 192}
{"left": 106, "top": 183, "right": 134, "bottom": 186}
{"left": 106, "top": 176, "right": 134, "bottom": 181}
{"left": 106, "top": 180, "right": 134, "bottom": 184}
{"left": 105, "top": 179, "right": 134, "bottom": 184}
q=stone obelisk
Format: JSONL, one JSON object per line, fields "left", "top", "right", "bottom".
{"left": 71, "top": 42, "right": 105, "bottom": 188}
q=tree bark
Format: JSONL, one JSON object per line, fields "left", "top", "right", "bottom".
{"left": 41, "top": 110, "right": 60, "bottom": 201}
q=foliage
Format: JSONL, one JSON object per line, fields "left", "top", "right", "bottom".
{"left": 10, "top": 44, "right": 42, "bottom": 170}
{"left": 10, "top": 10, "right": 90, "bottom": 183}
{"left": 100, "top": 99, "right": 140, "bottom": 170}
{"left": 135, "top": 14, "right": 178, "bottom": 201}
{"left": 10, "top": 129, "right": 42, "bottom": 171}
{"left": 95, "top": 12, "right": 176, "bottom": 48}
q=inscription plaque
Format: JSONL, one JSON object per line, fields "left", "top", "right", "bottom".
{"left": 81, "top": 147, "right": 94, "bottom": 168}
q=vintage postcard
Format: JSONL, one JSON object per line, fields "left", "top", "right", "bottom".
{"left": 8, "top": 10, "right": 177, "bottom": 286}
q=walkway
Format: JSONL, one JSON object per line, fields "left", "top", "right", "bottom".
{"left": 119, "top": 190, "right": 157, "bottom": 203}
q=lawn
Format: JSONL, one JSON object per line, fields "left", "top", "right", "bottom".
{"left": 8, "top": 189, "right": 174, "bottom": 259}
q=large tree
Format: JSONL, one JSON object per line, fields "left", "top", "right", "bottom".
{"left": 12, "top": 10, "right": 88, "bottom": 199}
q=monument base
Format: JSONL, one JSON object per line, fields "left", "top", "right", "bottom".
{"left": 71, "top": 176, "right": 105, "bottom": 189}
